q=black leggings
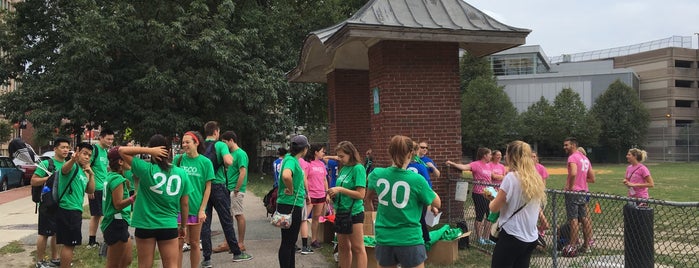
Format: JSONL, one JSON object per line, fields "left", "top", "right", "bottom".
{"left": 278, "top": 204, "right": 302, "bottom": 268}
{"left": 491, "top": 229, "right": 536, "bottom": 268}
{"left": 472, "top": 192, "right": 490, "bottom": 222}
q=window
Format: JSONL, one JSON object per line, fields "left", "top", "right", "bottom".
{"left": 676, "top": 120, "right": 693, "bottom": 127}
{"left": 675, "top": 100, "right": 693, "bottom": 107}
{"left": 675, "top": 60, "right": 692, "bottom": 68}
{"left": 675, "top": 80, "right": 693, "bottom": 88}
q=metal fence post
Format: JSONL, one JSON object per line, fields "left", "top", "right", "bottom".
{"left": 623, "top": 203, "right": 654, "bottom": 268}
{"left": 551, "top": 191, "right": 559, "bottom": 268}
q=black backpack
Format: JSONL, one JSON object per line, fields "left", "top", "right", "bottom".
{"left": 32, "top": 160, "right": 56, "bottom": 204}
{"left": 90, "top": 144, "right": 99, "bottom": 167}
{"left": 203, "top": 141, "right": 222, "bottom": 172}
{"left": 39, "top": 167, "right": 79, "bottom": 214}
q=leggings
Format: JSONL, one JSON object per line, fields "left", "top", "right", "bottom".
{"left": 278, "top": 204, "right": 303, "bottom": 268}
{"left": 491, "top": 229, "right": 537, "bottom": 268}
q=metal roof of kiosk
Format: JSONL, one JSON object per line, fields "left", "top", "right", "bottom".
{"left": 288, "top": 0, "right": 531, "bottom": 83}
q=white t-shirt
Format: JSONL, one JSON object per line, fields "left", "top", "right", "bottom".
{"left": 498, "top": 172, "right": 541, "bottom": 243}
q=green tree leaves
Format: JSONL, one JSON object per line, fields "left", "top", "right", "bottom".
{"left": 591, "top": 79, "right": 650, "bottom": 152}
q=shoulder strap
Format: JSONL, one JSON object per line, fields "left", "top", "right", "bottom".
{"left": 498, "top": 203, "right": 527, "bottom": 228}
{"left": 176, "top": 154, "right": 183, "bottom": 167}
{"left": 336, "top": 167, "right": 356, "bottom": 213}
{"left": 57, "top": 167, "right": 80, "bottom": 203}
{"left": 90, "top": 144, "right": 99, "bottom": 167}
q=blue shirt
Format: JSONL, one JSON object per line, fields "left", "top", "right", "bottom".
{"left": 420, "top": 156, "right": 437, "bottom": 173}
{"left": 327, "top": 159, "right": 339, "bottom": 187}
{"left": 273, "top": 158, "right": 283, "bottom": 188}
{"left": 407, "top": 161, "right": 432, "bottom": 188}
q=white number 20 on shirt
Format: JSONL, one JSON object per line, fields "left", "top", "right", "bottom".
{"left": 377, "top": 178, "right": 410, "bottom": 209}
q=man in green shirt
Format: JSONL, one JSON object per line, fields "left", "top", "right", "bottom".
{"left": 56, "top": 142, "right": 96, "bottom": 268}
{"left": 31, "top": 137, "right": 71, "bottom": 268}
{"left": 87, "top": 129, "right": 114, "bottom": 248}
{"left": 222, "top": 131, "right": 249, "bottom": 252}
{"left": 200, "top": 121, "right": 252, "bottom": 267}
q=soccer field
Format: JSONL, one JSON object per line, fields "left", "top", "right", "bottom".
{"left": 540, "top": 162, "right": 699, "bottom": 202}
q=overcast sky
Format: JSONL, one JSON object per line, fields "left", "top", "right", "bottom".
{"left": 465, "top": 0, "right": 699, "bottom": 57}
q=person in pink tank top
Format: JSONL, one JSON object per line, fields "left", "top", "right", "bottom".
{"left": 490, "top": 150, "right": 506, "bottom": 186}
{"left": 562, "top": 137, "right": 595, "bottom": 255}
{"left": 623, "top": 148, "right": 654, "bottom": 201}
{"left": 302, "top": 144, "right": 329, "bottom": 249}
{"left": 447, "top": 147, "right": 494, "bottom": 245}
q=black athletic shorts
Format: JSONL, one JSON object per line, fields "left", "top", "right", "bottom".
{"left": 56, "top": 207, "right": 82, "bottom": 246}
{"left": 88, "top": 190, "right": 104, "bottom": 216}
{"left": 104, "top": 219, "right": 130, "bottom": 245}
{"left": 37, "top": 207, "right": 56, "bottom": 236}
{"left": 134, "top": 228, "right": 178, "bottom": 241}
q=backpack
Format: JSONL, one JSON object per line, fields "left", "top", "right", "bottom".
{"left": 203, "top": 141, "right": 222, "bottom": 172}
{"left": 32, "top": 160, "right": 56, "bottom": 204}
{"left": 263, "top": 186, "right": 278, "bottom": 216}
{"left": 39, "top": 167, "right": 79, "bottom": 214}
{"left": 90, "top": 144, "right": 99, "bottom": 167}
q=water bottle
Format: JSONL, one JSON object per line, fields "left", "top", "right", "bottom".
{"left": 42, "top": 186, "right": 51, "bottom": 193}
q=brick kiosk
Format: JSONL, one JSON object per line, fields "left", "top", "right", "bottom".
{"left": 288, "top": 0, "right": 530, "bottom": 221}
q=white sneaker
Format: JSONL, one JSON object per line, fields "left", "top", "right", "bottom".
{"left": 182, "top": 243, "right": 191, "bottom": 252}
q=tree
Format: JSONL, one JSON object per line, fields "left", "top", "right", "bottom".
{"left": 518, "top": 96, "right": 557, "bottom": 149}
{"left": 459, "top": 52, "right": 493, "bottom": 92}
{"left": 591, "top": 80, "right": 650, "bottom": 153}
{"left": 461, "top": 77, "right": 518, "bottom": 156}
{"left": 0, "top": 0, "right": 368, "bottom": 148}
{"left": 551, "top": 88, "right": 600, "bottom": 148}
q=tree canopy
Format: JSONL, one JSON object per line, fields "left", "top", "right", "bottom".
{"left": 551, "top": 88, "right": 600, "bottom": 148}
{"left": 591, "top": 80, "right": 650, "bottom": 152}
{"left": 0, "top": 0, "right": 367, "bottom": 144}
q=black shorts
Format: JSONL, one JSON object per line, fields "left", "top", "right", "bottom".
{"left": 104, "top": 219, "right": 130, "bottom": 245}
{"left": 37, "top": 208, "right": 56, "bottom": 236}
{"left": 88, "top": 190, "right": 104, "bottom": 216}
{"left": 56, "top": 207, "right": 82, "bottom": 246}
{"left": 134, "top": 228, "right": 178, "bottom": 241}
{"left": 350, "top": 211, "right": 365, "bottom": 224}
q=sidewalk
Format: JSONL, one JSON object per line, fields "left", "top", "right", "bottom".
{"left": 0, "top": 187, "right": 332, "bottom": 267}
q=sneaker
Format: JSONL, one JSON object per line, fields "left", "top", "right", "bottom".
{"left": 310, "top": 240, "right": 321, "bottom": 248}
{"left": 200, "top": 259, "right": 212, "bottom": 268}
{"left": 232, "top": 252, "right": 253, "bottom": 262}
{"left": 182, "top": 243, "right": 191, "bottom": 252}
{"left": 50, "top": 259, "right": 60, "bottom": 267}
{"left": 35, "top": 261, "right": 55, "bottom": 268}
{"left": 477, "top": 238, "right": 486, "bottom": 245}
{"left": 300, "top": 246, "right": 314, "bottom": 255}
{"left": 333, "top": 252, "right": 339, "bottom": 262}
{"left": 87, "top": 242, "right": 100, "bottom": 249}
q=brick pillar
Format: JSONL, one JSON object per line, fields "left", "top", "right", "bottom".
{"left": 368, "top": 40, "right": 463, "bottom": 221}
{"left": 327, "top": 69, "right": 371, "bottom": 154}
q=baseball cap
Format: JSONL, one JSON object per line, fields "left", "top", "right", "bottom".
{"left": 290, "top": 135, "right": 309, "bottom": 147}
{"left": 108, "top": 146, "right": 121, "bottom": 162}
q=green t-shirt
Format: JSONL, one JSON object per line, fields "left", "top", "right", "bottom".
{"left": 368, "top": 167, "right": 436, "bottom": 246}
{"left": 276, "top": 154, "right": 306, "bottom": 206}
{"left": 131, "top": 157, "right": 192, "bottom": 229}
{"left": 173, "top": 154, "right": 215, "bottom": 216}
{"left": 101, "top": 172, "right": 132, "bottom": 232}
{"left": 33, "top": 158, "right": 65, "bottom": 178}
{"left": 57, "top": 164, "right": 90, "bottom": 211}
{"left": 90, "top": 144, "right": 109, "bottom": 191}
{"left": 227, "top": 148, "right": 249, "bottom": 192}
{"left": 334, "top": 164, "right": 366, "bottom": 216}
{"left": 206, "top": 140, "right": 230, "bottom": 185}
{"left": 124, "top": 169, "right": 135, "bottom": 191}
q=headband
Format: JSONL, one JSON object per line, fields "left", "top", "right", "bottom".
{"left": 184, "top": 131, "right": 199, "bottom": 145}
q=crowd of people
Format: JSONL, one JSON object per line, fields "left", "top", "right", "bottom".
{"left": 29, "top": 124, "right": 655, "bottom": 268}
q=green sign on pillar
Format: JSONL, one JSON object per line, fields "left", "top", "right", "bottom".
{"left": 373, "top": 87, "right": 380, "bottom": 114}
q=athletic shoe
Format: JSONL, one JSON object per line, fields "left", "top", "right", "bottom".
{"left": 300, "top": 246, "right": 314, "bottom": 255}
{"left": 562, "top": 245, "right": 577, "bottom": 257}
{"left": 35, "top": 261, "right": 55, "bottom": 268}
{"left": 87, "top": 242, "right": 100, "bottom": 249}
{"left": 182, "top": 243, "right": 191, "bottom": 252}
{"left": 477, "top": 238, "right": 487, "bottom": 245}
{"left": 232, "top": 252, "right": 253, "bottom": 262}
{"left": 200, "top": 260, "right": 212, "bottom": 268}
{"left": 310, "top": 240, "right": 322, "bottom": 248}
{"left": 50, "top": 259, "right": 60, "bottom": 267}
{"left": 333, "top": 252, "right": 339, "bottom": 262}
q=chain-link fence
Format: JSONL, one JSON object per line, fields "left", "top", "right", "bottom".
{"left": 448, "top": 179, "right": 699, "bottom": 268}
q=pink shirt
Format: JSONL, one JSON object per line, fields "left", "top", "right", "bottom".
{"left": 626, "top": 164, "right": 651, "bottom": 199}
{"left": 491, "top": 162, "right": 506, "bottom": 185}
{"left": 470, "top": 160, "right": 492, "bottom": 194}
{"left": 535, "top": 163, "right": 549, "bottom": 181}
{"left": 304, "top": 159, "right": 328, "bottom": 199}
{"left": 567, "top": 151, "right": 591, "bottom": 192}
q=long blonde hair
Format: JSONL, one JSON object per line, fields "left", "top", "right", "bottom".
{"left": 505, "top": 141, "right": 546, "bottom": 204}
